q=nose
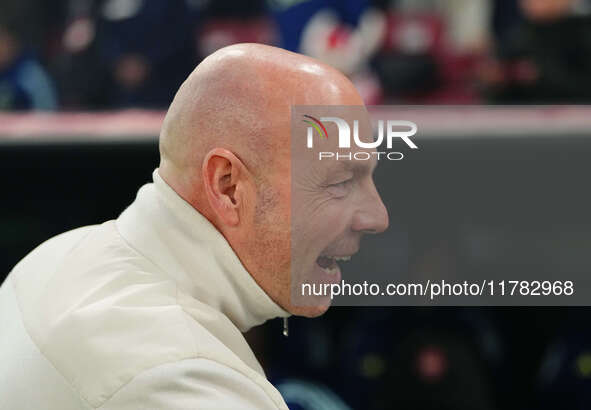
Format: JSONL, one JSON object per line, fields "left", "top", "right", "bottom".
{"left": 351, "top": 181, "right": 389, "bottom": 234}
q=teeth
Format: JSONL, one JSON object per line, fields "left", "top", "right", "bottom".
{"left": 320, "top": 265, "right": 339, "bottom": 275}
{"left": 317, "top": 255, "right": 351, "bottom": 275}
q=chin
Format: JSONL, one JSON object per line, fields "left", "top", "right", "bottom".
{"left": 288, "top": 297, "right": 332, "bottom": 318}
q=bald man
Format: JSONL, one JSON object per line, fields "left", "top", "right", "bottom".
{"left": 0, "top": 44, "right": 388, "bottom": 409}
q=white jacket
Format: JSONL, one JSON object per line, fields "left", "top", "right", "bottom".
{"left": 0, "top": 169, "right": 290, "bottom": 410}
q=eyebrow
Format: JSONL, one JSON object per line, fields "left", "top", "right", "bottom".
{"left": 337, "top": 157, "right": 378, "bottom": 175}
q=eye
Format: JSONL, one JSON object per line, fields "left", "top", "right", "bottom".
{"left": 326, "top": 178, "right": 353, "bottom": 198}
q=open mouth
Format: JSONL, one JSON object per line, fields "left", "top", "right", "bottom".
{"left": 316, "top": 255, "right": 351, "bottom": 275}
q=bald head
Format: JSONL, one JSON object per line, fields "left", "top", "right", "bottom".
{"left": 159, "top": 43, "right": 362, "bottom": 208}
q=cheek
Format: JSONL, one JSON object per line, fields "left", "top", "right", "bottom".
{"left": 252, "top": 214, "right": 291, "bottom": 283}
{"left": 317, "top": 202, "right": 352, "bottom": 241}
{"left": 263, "top": 192, "right": 291, "bottom": 253}
{"left": 292, "top": 199, "right": 351, "bottom": 256}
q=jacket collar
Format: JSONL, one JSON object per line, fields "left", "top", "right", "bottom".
{"left": 116, "top": 169, "right": 289, "bottom": 333}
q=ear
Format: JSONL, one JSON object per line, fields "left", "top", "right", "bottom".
{"left": 202, "top": 148, "right": 253, "bottom": 227}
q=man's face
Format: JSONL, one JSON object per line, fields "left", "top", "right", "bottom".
{"left": 288, "top": 107, "right": 389, "bottom": 315}
{"left": 244, "top": 106, "right": 388, "bottom": 317}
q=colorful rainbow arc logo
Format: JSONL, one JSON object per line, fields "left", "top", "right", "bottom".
{"left": 302, "top": 115, "right": 328, "bottom": 139}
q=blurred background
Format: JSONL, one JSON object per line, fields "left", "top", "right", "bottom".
{"left": 2, "top": 0, "right": 591, "bottom": 409}
{"left": 2, "top": 0, "right": 591, "bottom": 109}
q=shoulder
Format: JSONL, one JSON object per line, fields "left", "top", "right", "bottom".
{"left": 10, "top": 222, "right": 199, "bottom": 407}
{"left": 9, "top": 222, "right": 286, "bottom": 409}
